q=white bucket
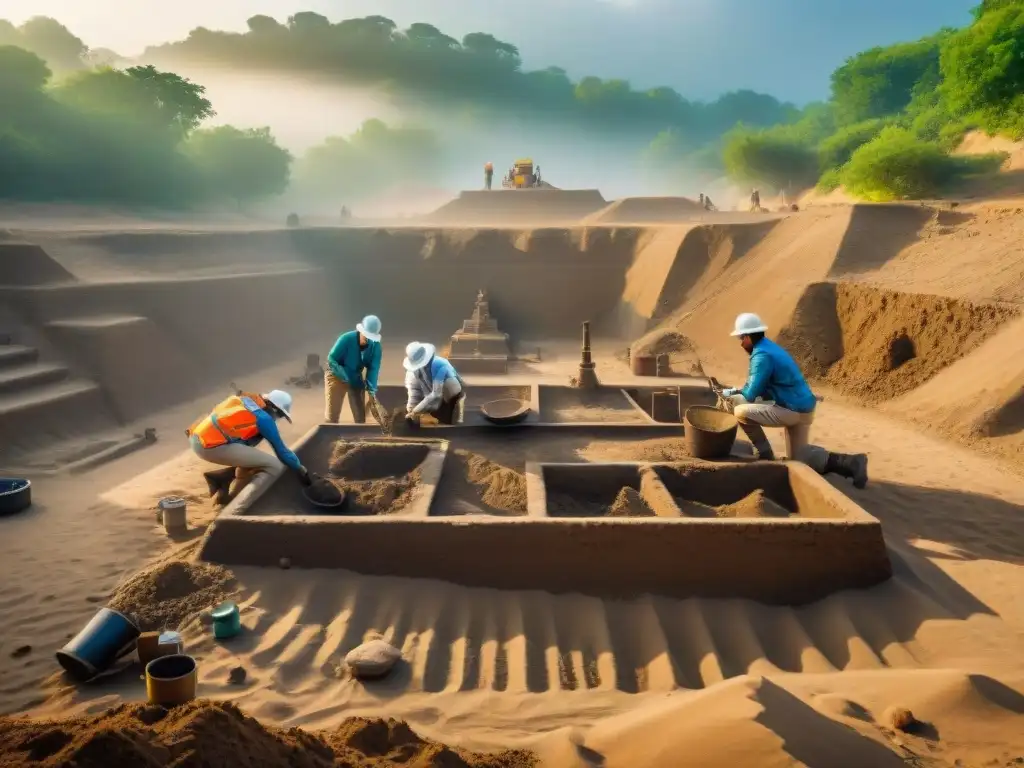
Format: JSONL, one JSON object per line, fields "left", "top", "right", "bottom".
{"left": 158, "top": 496, "right": 187, "bottom": 534}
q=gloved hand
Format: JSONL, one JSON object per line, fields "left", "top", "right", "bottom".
{"left": 721, "top": 388, "right": 738, "bottom": 398}
{"left": 296, "top": 465, "right": 313, "bottom": 487}
{"left": 405, "top": 414, "right": 420, "bottom": 429}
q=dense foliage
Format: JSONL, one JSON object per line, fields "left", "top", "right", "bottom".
{"left": 720, "top": 1, "right": 1023, "bottom": 200}
{"left": 143, "top": 13, "right": 796, "bottom": 143}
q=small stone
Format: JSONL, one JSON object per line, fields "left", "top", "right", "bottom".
{"left": 10, "top": 645, "right": 31, "bottom": 659}
{"left": 279, "top": 557, "right": 291, "bottom": 570}
{"left": 228, "top": 666, "right": 247, "bottom": 685}
{"left": 884, "top": 705, "right": 915, "bottom": 731}
{"left": 345, "top": 639, "right": 401, "bottom": 680}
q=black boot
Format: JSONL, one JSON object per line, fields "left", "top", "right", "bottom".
{"left": 738, "top": 422, "right": 775, "bottom": 460}
{"left": 203, "top": 468, "right": 236, "bottom": 498}
{"left": 825, "top": 452, "right": 869, "bottom": 489}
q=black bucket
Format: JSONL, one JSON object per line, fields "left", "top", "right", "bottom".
{"left": 56, "top": 607, "right": 141, "bottom": 682}
{"left": 684, "top": 406, "right": 738, "bottom": 460}
{"left": 303, "top": 479, "right": 346, "bottom": 510}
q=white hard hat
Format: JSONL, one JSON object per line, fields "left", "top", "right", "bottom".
{"left": 263, "top": 389, "right": 293, "bottom": 422}
{"left": 403, "top": 341, "right": 436, "bottom": 372}
{"left": 356, "top": 314, "right": 382, "bottom": 342}
{"left": 730, "top": 312, "right": 768, "bottom": 337}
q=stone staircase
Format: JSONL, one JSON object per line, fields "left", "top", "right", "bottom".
{"left": 0, "top": 338, "right": 116, "bottom": 458}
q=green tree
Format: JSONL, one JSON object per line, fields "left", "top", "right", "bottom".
{"left": 186, "top": 126, "right": 292, "bottom": 204}
{"left": 940, "top": 3, "right": 1024, "bottom": 136}
{"left": 0, "top": 45, "right": 52, "bottom": 92}
{"left": 722, "top": 128, "right": 820, "bottom": 190}
{"left": 817, "top": 118, "right": 887, "bottom": 171}
{"left": 841, "top": 126, "right": 954, "bottom": 200}
{"left": 830, "top": 37, "right": 942, "bottom": 124}
{"left": 16, "top": 16, "right": 87, "bottom": 71}
{"left": 124, "top": 65, "right": 214, "bottom": 135}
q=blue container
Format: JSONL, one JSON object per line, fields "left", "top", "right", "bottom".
{"left": 56, "top": 607, "right": 140, "bottom": 681}
{"left": 0, "top": 478, "right": 31, "bottom": 517}
{"left": 211, "top": 601, "right": 241, "bottom": 640}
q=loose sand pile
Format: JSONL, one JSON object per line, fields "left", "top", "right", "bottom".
{"left": 581, "top": 437, "right": 691, "bottom": 462}
{"left": 0, "top": 701, "right": 534, "bottom": 768}
{"left": 107, "top": 560, "right": 236, "bottom": 632}
{"left": 460, "top": 451, "right": 528, "bottom": 513}
{"left": 327, "top": 441, "right": 428, "bottom": 515}
{"left": 607, "top": 486, "right": 655, "bottom": 517}
{"left": 780, "top": 281, "right": 1020, "bottom": 402}
{"left": 629, "top": 329, "right": 705, "bottom": 376}
{"left": 541, "top": 389, "right": 649, "bottom": 423}
{"left": 677, "top": 488, "right": 792, "bottom": 519}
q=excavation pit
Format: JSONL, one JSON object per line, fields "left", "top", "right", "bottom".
{"left": 198, "top": 423, "right": 891, "bottom": 604}
{"left": 539, "top": 385, "right": 651, "bottom": 424}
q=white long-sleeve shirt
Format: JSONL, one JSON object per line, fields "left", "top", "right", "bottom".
{"left": 405, "top": 356, "right": 460, "bottom": 414}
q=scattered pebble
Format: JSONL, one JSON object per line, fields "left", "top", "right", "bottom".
{"left": 10, "top": 645, "right": 31, "bottom": 659}
{"left": 228, "top": 666, "right": 247, "bottom": 685}
{"left": 279, "top": 557, "right": 291, "bottom": 570}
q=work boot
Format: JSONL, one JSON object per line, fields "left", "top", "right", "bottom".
{"left": 738, "top": 422, "right": 776, "bottom": 461}
{"left": 203, "top": 468, "right": 235, "bottom": 498}
{"left": 825, "top": 452, "right": 869, "bottom": 489}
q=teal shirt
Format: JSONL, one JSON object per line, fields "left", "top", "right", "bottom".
{"left": 327, "top": 330, "right": 381, "bottom": 393}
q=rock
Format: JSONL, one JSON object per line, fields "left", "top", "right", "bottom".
{"left": 345, "top": 639, "right": 401, "bottom": 680}
{"left": 279, "top": 557, "right": 291, "bottom": 570}
{"left": 228, "top": 666, "right": 247, "bottom": 685}
{"left": 10, "top": 645, "right": 31, "bottom": 659}
{"left": 884, "top": 705, "right": 915, "bottom": 731}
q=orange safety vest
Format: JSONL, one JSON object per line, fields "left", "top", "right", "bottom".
{"left": 186, "top": 393, "right": 267, "bottom": 449}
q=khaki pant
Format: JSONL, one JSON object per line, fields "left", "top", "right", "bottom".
{"left": 324, "top": 369, "right": 367, "bottom": 423}
{"left": 191, "top": 438, "right": 283, "bottom": 473}
{"left": 723, "top": 395, "right": 828, "bottom": 473}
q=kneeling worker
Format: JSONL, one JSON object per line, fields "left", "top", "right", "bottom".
{"left": 325, "top": 314, "right": 383, "bottom": 424}
{"left": 403, "top": 341, "right": 466, "bottom": 426}
{"left": 719, "top": 313, "right": 869, "bottom": 488}
{"left": 187, "top": 389, "right": 312, "bottom": 505}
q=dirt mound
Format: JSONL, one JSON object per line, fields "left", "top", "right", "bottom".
{"left": 630, "top": 329, "right": 705, "bottom": 376}
{"left": 582, "top": 437, "right": 692, "bottom": 462}
{"left": 716, "top": 489, "right": 791, "bottom": 518}
{"left": 0, "top": 701, "right": 534, "bottom": 767}
{"left": 461, "top": 451, "right": 527, "bottom": 513}
{"left": 107, "top": 560, "right": 235, "bottom": 632}
{"left": 585, "top": 196, "right": 702, "bottom": 224}
{"left": 327, "top": 473, "right": 421, "bottom": 516}
{"left": 607, "top": 486, "right": 655, "bottom": 517}
{"left": 426, "top": 189, "right": 606, "bottom": 225}
{"left": 329, "top": 441, "right": 429, "bottom": 480}
{"left": 779, "top": 281, "right": 1020, "bottom": 402}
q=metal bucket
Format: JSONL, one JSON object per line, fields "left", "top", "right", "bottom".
{"left": 146, "top": 654, "right": 198, "bottom": 707}
{"left": 211, "top": 601, "right": 242, "bottom": 640}
{"left": 0, "top": 478, "right": 31, "bottom": 517}
{"left": 684, "top": 406, "right": 738, "bottom": 460}
{"left": 56, "top": 607, "right": 140, "bottom": 681}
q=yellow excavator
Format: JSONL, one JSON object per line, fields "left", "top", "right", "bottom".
{"left": 502, "top": 158, "right": 543, "bottom": 189}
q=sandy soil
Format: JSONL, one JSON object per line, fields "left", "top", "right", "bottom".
{"left": 3, "top": 207, "right": 1024, "bottom": 767}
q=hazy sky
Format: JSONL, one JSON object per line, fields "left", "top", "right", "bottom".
{"left": 5, "top": 0, "right": 976, "bottom": 103}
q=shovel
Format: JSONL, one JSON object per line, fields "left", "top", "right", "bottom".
{"left": 367, "top": 393, "right": 393, "bottom": 437}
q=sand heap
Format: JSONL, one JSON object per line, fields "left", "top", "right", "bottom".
{"left": 327, "top": 441, "right": 427, "bottom": 515}
{"left": 676, "top": 488, "right": 792, "bottom": 519}
{"left": 108, "top": 560, "right": 236, "bottom": 632}
{"left": 0, "top": 701, "right": 534, "bottom": 767}
{"left": 458, "top": 450, "right": 527, "bottom": 513}
{"left": 607, "top": 487, "right": 655, "bottom": 517}
{"left": 630, "top": 329, "right": 705, "bottom": 377}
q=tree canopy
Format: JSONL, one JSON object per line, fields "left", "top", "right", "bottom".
{"left": 142, "top": 13, "right": 796, "bottom": 141}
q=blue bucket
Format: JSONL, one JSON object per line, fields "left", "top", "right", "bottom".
{"left": 211, "top": 601, "right": 241, "bottom": 640}
{"left": 56, "top": 607, "right": 140, "bottom": 681}
{"left": 0, "top": 478, "right": 31, "bottom": 517}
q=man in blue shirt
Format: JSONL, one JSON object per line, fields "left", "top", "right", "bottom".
{"left": 403, "top": 341, "right": 466, "bottom": 426}
{"left": 325, "top": 315, "right": 383, "bottom": 424}
{"left": 720, "top": 312, "right": 868, "bottom": 488}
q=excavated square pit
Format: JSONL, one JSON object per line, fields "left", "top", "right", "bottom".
{"left": 198, "top": 422, "right": 891, "bottom": 605}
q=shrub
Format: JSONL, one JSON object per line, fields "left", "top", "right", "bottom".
{"left": 818, "top": 118, "right": 887, "bottom": 171}
{"left": 841, "top": 127, "right": 956, "bottom": 200}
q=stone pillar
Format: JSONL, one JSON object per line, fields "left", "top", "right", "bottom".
{"left": 577, "top": 321, "right": 599, "bottom": 389}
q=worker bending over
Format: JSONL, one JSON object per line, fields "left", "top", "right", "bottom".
{"left": 718, "top": 313, "right": 869, "bottom": 488}
{"left": 325, "top": 314, "right": 382, "bottom": 424}
{"left": 187, "top": 389, "right": 311, "bottom": 505}
{"left": 403, "top": 341, "right": 466, "bottom": 426}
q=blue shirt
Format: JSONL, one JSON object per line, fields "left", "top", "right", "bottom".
{"left": 740, "top": 337, "right": 817, "bottom": 413}
{"left": 327, "top": 330, "right": 382, "bottom": 394}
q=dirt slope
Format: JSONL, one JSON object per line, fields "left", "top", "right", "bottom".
{"left": 584, "top": 196, "right": 703, "bottom": 224}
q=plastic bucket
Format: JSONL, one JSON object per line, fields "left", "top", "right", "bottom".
{"left": 0, "top": 478, "right": 31, "bottom": 517}
{"left": 684, "top": 406, "right": 738, "bottom": 460}
{"left": 56, "top": 607, "right": 140, "bottom": 682}
{"left": 211, "top": 601, "right": 241, "bottom": 640}
{"left": 159, "top": 496, "right": 187, "bottom": 532}
{"left": 146, "top": 654, "right": 198, "bottom": 707}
